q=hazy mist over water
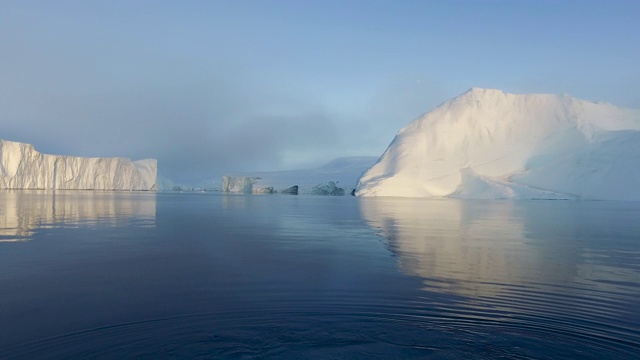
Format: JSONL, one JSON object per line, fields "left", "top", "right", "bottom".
{"left": 0, "top": 192, "right": 638, "bottom": 358}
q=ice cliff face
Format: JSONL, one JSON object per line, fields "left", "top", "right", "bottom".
{"left": 0, "top": 140, "right": 157, "bottom": 190}
{"left": 356, "top": 88, "right": 640, "bottom": 200}
{"left": 222, "top": 176, "right": 259, "bottom": 193}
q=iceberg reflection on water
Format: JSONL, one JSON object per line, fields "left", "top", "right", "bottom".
{"left": 0, "top": 190, "right": 156, "bottom": 242}
{"left": 358, "top": 197, "right": 640, "bottom": 355}
{"left": 0, "top": 194, "right": 638, "bottom": 358}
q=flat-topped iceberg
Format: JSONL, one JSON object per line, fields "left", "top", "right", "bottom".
{"left": 0, "top": 140, "right": 157, "bottom": 190}
{"left": 356, "top": 88, "right": 640, "bottom": 200}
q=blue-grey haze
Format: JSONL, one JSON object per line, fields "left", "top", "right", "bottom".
{"left": 1, "top": 1, "right": 639, "bottom": 183}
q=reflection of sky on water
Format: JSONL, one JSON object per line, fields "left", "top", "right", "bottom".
{"left": 0, "top": 193, "right": 637, "bottom": 357}
{"left": 358, "top": 198, "right": 640, "bottom": 299}
{"left": 221, "top": 194, "right": 365, "bottom": 236}
{"left": 519, "top": 201, "right": 640, "bottom": 297}
{"left": 0, "top": 190, "right": 156, "bottom": 242}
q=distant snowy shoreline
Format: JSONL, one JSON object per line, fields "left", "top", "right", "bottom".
{"left": 219, "top": 156, "right": 378, "bottom": 195}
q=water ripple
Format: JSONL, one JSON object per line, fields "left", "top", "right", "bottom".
{"left": 3, "top": 294, "right": 638, "bottom": 360}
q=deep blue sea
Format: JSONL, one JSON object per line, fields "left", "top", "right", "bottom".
{"left": 1, "top": 191, "right": 639, "bottom": 359}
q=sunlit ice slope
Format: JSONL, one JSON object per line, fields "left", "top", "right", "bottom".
{"left": 356, "top": 88, "right": 640, "bottom": 200}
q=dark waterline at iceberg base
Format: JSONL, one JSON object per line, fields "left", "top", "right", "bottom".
{"left": 0, "top": 191, "right": 639, "bottom": 359}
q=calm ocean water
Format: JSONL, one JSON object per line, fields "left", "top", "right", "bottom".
{"left": 0, "top": 191, "right": 639, "bottom": 359}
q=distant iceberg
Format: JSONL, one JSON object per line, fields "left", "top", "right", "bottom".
{"left": 0, "top": 140, "right": 157, "bottom": 190}
{"left": 222, "top": 176, "right": 259, "bottom": 193}
{"left": 356, "top": 88, "right": 640, "bottom": 200}
{"left": 310, "top": 181, "right": 346, "bottom": 196}
{"left": 223, "top": 156, "right": 377, "bottom": 195}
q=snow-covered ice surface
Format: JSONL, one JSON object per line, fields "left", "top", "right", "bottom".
{"left": 0, "top": 140, "right": 157, "bottom": 190}
{"left": 356, "top": 88, "right": 640, "bottom": 200}
{"left": 224, "top": 156, "right": 377, "bottom": 194}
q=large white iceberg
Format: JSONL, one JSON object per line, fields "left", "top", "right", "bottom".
{"left": 356, "top": 88, "right": 640, "bottom": 200}
{"left": 0, "top": 140, "right": 157, "bottom": 190}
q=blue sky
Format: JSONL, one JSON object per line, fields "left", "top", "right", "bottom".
{"left": 1, "top": 0, "right": 639, "bottom": 183}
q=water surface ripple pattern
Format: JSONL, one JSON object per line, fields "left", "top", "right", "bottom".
{"left": 0, "top": 192, "right": 638, "bottom": 359}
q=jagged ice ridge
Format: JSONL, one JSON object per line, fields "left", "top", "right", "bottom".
{"left": 0, "top": 140, "right": 157, "bottom": 190}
